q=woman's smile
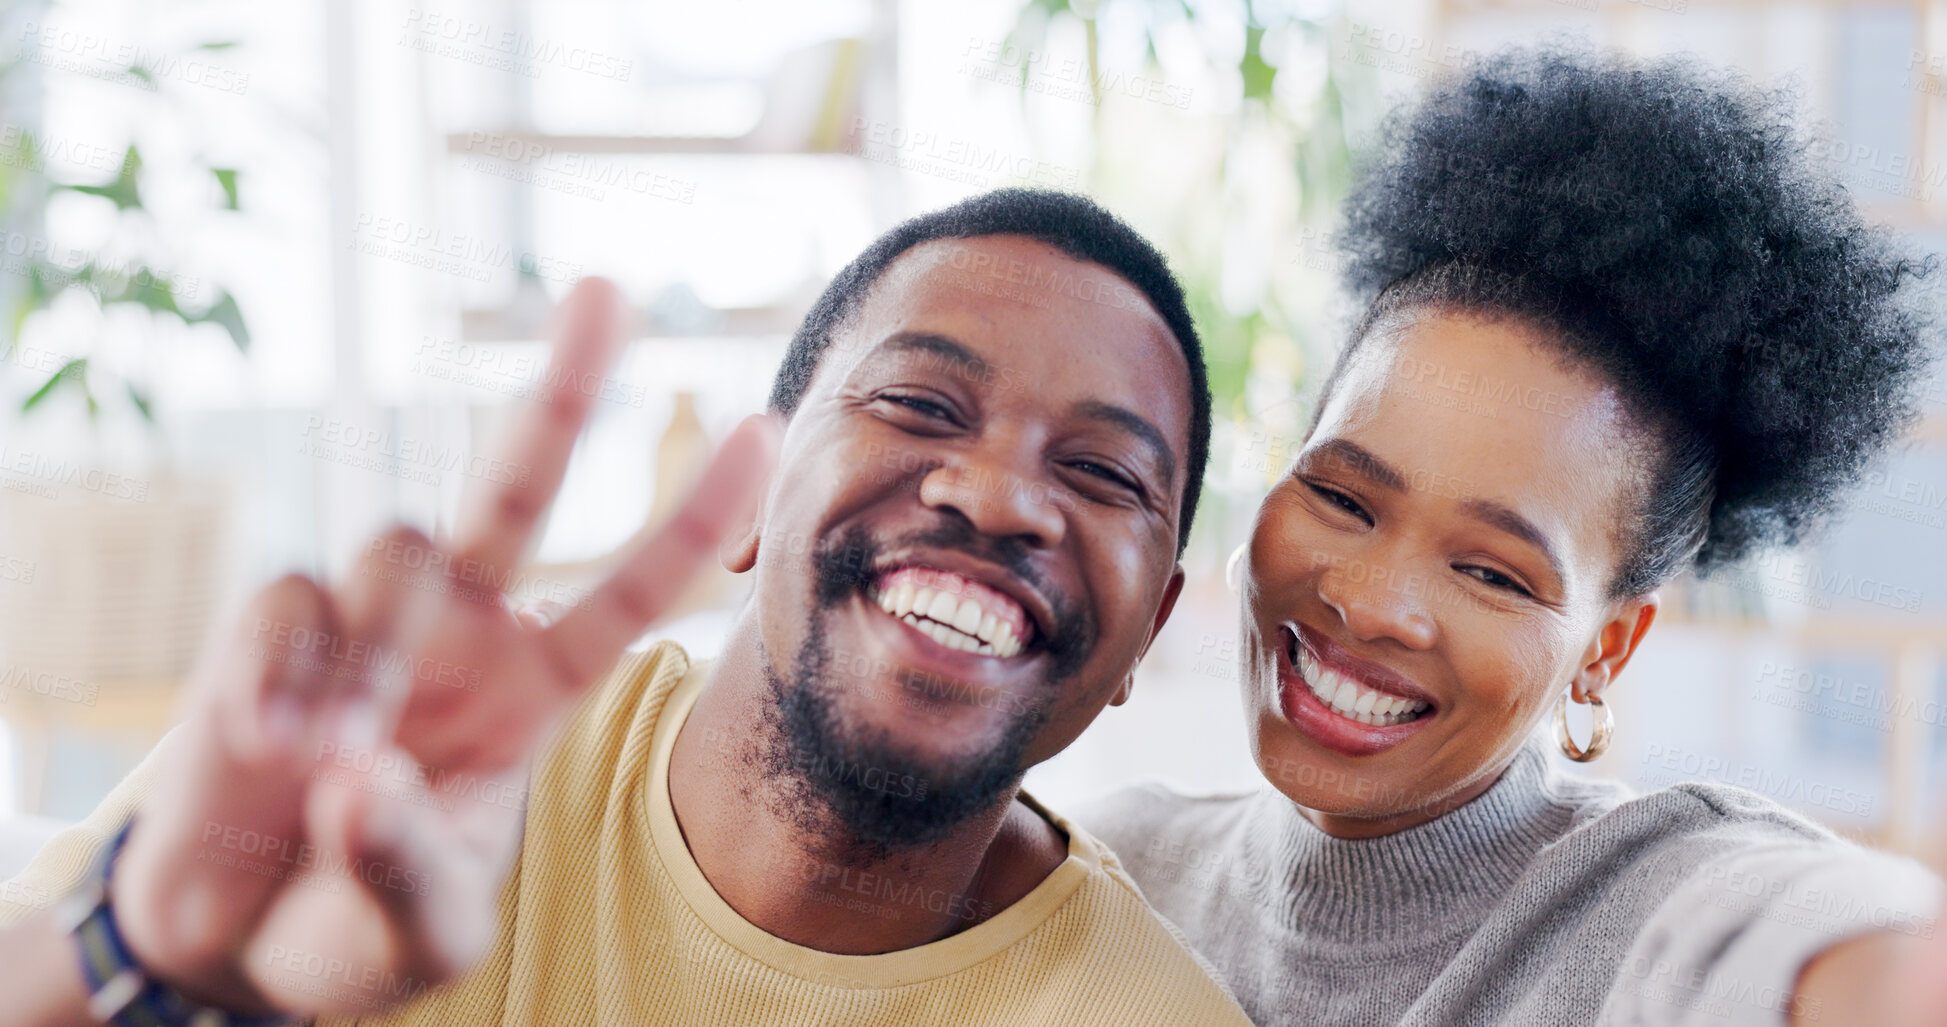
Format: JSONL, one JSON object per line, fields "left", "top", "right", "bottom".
{"left": 1274, "top": 622, "right": 1438, "bottom": 757}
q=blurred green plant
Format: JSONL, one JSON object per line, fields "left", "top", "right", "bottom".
{"left": 1000, "top": 0, "right": 1372, "bottom": 418}
{"left": 0, "top": 34, "right": 249, "bottom": 423}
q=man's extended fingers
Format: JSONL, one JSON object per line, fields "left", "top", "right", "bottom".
{"left": 451, "top": 277, "right": 626, "bottom": 583}
{"left": 283, "top": 744, "right": 514, "bottom": 985}
{"left": 540, "top": 414, "right": 779, "bottom": 686}
{"left": 340, "top": 526, "right": 441, "bottom": 643}
{"left": 196, "top": 572, "right": 339, "bottom": 767}
{"left": 335, "top": 524, "right": 454, "bottom": 748}
{"left": 110, "top": 575, "right": 340, "bottom": 994}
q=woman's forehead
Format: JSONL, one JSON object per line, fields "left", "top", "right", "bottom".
{"left": 1317, "top": 312, "right": 1647, "bottom": 573}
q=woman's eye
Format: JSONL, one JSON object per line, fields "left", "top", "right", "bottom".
{"left": 1459, "top": 565, "right": 1532, "bottom": 597}
{"left": 1306, "top": 482, "right": 1371, "bottom": 523}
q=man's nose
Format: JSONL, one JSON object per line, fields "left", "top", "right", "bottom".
{"left": 917, "top": 447, "right": 1067, "bottom": 549}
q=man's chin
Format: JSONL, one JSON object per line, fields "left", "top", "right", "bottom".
{"left": 838, "top": 674, "right": 1029, "bottom": 755}
{"left": 769, "top": 665, "right": 1041, "bottom": 851}
{"left": 773, "top": 541, "right": 1062, "bottom": 851}
{"left": 794, "top": 696, "right": 1034, "bottom": 846}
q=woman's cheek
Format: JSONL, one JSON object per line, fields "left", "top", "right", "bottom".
{"left": 1253, "top": 490, "right": 1333, "bottom": 582}
{"left": 1471, "top": 629, "right": 1566, "bottom": 718}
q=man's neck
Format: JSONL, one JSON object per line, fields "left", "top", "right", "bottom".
{"left": 666, "top": 641, "right": 1067, "bottom": 955}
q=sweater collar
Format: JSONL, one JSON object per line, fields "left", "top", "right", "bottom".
{"left": 1265, "top": 735, "right": 1574, "bottom": 945}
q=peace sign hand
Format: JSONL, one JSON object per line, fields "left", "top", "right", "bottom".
{"left": 106, "top": 278, "right": 776, "bottom": 1018}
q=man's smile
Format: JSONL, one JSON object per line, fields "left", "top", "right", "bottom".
{"left": 868, "top": 566, "right": 1034, "bottom": 658}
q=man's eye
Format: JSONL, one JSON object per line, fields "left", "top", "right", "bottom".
{"left": 1305, "top": 482, "right": 1371, "bottom": 523}
{"left": 881, "top": 394, "right": 953, "bottom": 420}
{"left": 1459, "top": 565, "right": 1532, "bottom": 597}
{"left": 1069, "top": 460, "right": 1140, "bottom": 494}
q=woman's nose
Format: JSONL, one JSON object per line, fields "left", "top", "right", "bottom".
{"left": 1314, "top": 553, "right": 1438, "bottom": 651}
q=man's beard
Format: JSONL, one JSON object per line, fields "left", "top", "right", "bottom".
{"left": 760, "top": 520, "right": 1092, "bottom": 855}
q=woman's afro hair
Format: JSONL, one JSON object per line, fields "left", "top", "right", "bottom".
{"left": 1335, "top": 43, "right": 1938, "bottom": 596}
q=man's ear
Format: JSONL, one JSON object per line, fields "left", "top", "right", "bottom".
{"left": 1111, "top": 564, "right": 1187, "bottom": 707}
{"left": 718, "top": 414, "right": 785, "bottom": 574}
{"left": 720, "top": 522, "right": 761, "bottom": 574}
{"left": 719, "top": 490, "right": 769, "bottom": 574}
{"left": 1570, "top": 592, "right": 1659, "bottom": 703}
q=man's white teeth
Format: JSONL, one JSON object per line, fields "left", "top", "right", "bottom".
{"left": 876, "top": 585, "right": 1022, "bottom": 658}
{"left": 1296, "top": 646, "right": 1429, "bottom": 727}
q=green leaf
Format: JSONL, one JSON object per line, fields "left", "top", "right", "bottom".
{"left": 21, "top": 357, "right": 86, "bottom": 414}
{"left": 60, "top": 146, "right": 143, "bottom": 210}
{"left": 125, "top": 64, "right": 156, "bottom": 86}
{"left": 126, "top": 383, "right": 154, "bottom": 422}
{"left": 10, "top": 287, "right": 39, "bottom": 340}
{"left": 195, "top": 40, "right": 242, "bottom": 51}
{"left": 193, "top": 289, "right": 249, "bottom": 351}
{"left": 1240, "top": 25, "right": 1276, "bottom": 102}
{"left": 26, "top": 262, "right": 54, "bottom": 305}
{"left": 212, "top": 167, "right": 240, "bottom": 210}
{"left": 106, "top": 266, "right": 184, "bottom": 317}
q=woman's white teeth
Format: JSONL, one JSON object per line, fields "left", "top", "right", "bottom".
{"left": 1296, "top": 646, "right": 1429, "bottom": 727}
{"left": 875, "top": 584, "right": 1022, "bottom": 658}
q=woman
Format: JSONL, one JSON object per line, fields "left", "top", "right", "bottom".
{"left": 1082, "top": 46, "right": 1942, "bottom": 1026}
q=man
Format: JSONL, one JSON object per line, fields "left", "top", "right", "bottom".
{"left": 0, "top": 190, "right": 1247, "bottom": 1025}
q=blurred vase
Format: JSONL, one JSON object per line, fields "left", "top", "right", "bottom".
{"left": 647, "top": 392, "right": 732, "bottom": 616}
{"left": 651, "top": 391, "right": 708, "bottom": 525}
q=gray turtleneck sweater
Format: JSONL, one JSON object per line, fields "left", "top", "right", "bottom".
{"left": 1077, "top": 737, "right": 1940, "bottom": 1026}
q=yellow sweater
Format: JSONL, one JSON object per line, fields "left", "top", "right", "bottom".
{"left": 3, "top": 642, "right": 1251, "bottom": 1026}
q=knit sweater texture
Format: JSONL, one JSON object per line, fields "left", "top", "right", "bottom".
{"left": 1078, "top": 738, "right": 1940, "bottom": 1026}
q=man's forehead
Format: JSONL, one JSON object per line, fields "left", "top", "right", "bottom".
{"left": 897, "top": 233, "right": 1068, "bottom": 269}
{"left": 837, "top": 237, "right": 1183, "bottom": 398}
{"left": 875, "top": 235, "right": 1108, "bottom": 303}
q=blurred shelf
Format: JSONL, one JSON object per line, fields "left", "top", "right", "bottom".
{"left": 459, "top": 301, "right": 805, "bottom": 342}
{"left": 445, "top": 132, "right": 873, "bottom": 157}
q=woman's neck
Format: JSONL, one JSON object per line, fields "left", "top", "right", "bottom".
{"left": 1298, "top": 762, "right": 1512, "bottom": 839}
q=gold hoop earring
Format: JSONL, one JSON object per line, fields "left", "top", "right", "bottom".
{"left": 1225, "top": 544, "right": 1248, "bottom": 594}
{"left": 1555, "top": 691, "right": 1613, "bottom": 763}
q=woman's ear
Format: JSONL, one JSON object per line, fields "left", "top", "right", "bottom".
{"left": 1570, "top": 593, "right": 1659, "bottom": 702}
